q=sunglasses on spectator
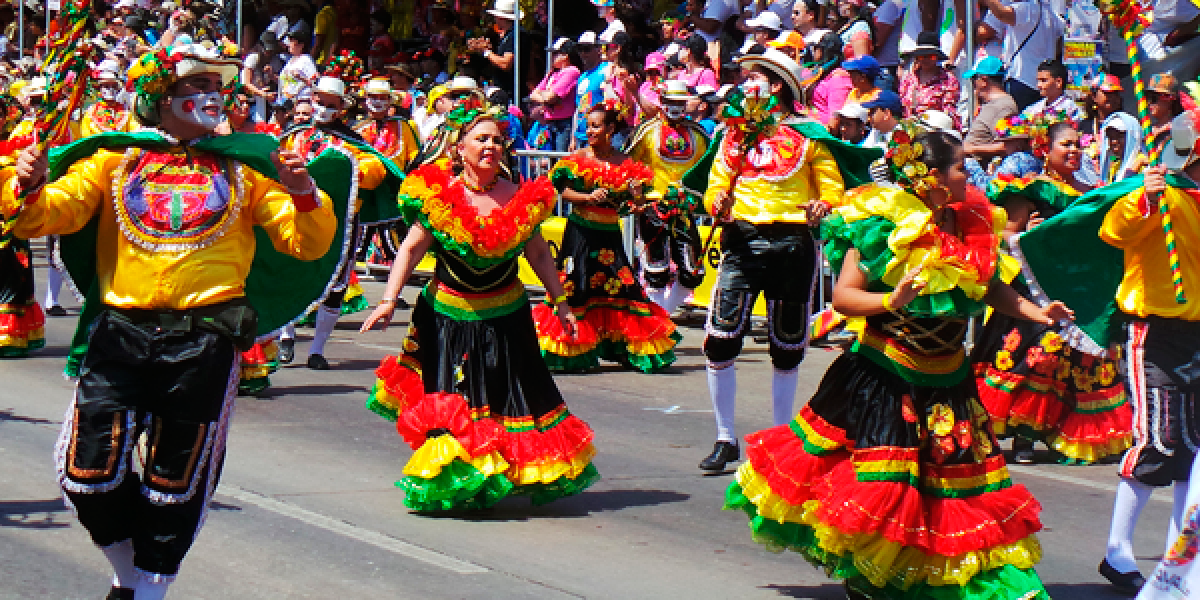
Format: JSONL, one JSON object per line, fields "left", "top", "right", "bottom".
{"left": 1147, "top": 91, "right": 1174, "bottom": 102}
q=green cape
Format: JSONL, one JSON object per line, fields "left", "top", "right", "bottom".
{"left": 679, "top": 120, "right": 882, "bottom": 203}
{"left": 54, "top": 131, "right": 356, "bottom": 375}
{"left": 1013, "top": 173, "right": 1195, "bottom": 350}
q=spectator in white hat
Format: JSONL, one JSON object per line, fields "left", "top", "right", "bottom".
{"left": 740, "top": 9, "right": 783, "bottom": 47}
{"left": 468, "top": 0, "right": 519, "bottom": 95}
{"left": 834, "top": 102, "right": 868, "bottom": 144}
{"left": 571, "top": 30, "right": 608, "bottom": 150}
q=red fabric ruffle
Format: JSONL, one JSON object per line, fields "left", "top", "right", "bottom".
{"left": 241, "top": 342, "right": 270, "bottom": 366}
{"left": 503, "top": 414, "right": 595, "bottom": 466}
{"left": 0, "top": 302, "right": 45, "bottom": 339}
{"left": 1055, "top": 401, "right": 1134, "bottom": 445}
{"left": 375, "top": 354, "right": 425, "bottom": 411}
{"left": 576, "top": 304, "right": 676, "bottom": 343}
{"left": 531, "top": 302, "right": 599, "bottom": 345}
{"left": 1005, "top": 388, "right": 1067, "bottom": 433}
{"left": 809, "top": 458, "right": 1043, "bottom": 557}
{"left": 743, "top": 422, "right": 853, "bottom": 506}
{"left": 394, "top": 391, "right": 505, "bottom": 457}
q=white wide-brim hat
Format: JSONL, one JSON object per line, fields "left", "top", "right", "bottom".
{"left": 364, "top": 77, "right": 392, "bottom": 96}
{"left": 313, "top": 76, "right": 354, "bottom": 104}
{"left": 1165, "top": 111, "right": 1199, "bottom": 171}
{"left": 486, "top": 0, "right": 520, "bottom": 20}
{"left": 171, "top": 44, "right": 241, "bottom": 86}
{"left": 661, "top": 79, "right": 694, "bottom": 102}
{"left": 736, "top": 48, "right": 805, "bottom": 101}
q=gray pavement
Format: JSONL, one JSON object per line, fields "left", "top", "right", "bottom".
{"left": 0, "top": 258, "right": 1179, "bottom": 599}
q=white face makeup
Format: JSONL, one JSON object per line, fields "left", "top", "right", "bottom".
{"left": 366, "top": 97, "right": 389, "bottom": 114}
{"left": 313, "top": 103, "right": 338, "bottom": 123}
{"left": 664, "top": 103, "right": 685, "bottom": 120}
{"left": 170, "top": 91, "right": 223, "bottom": 130}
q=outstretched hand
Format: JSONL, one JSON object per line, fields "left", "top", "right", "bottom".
{"left": 272, "top": 150, "right": 313, "bottom": 193}
{"left": 359, "top": 303, "right": 395, "bottom": 333}
{"left": 558, "top": 309, "right": 578, "bottom": 339}
{"left": 15, "top": 138, "right": 47, "bottom": 192}
{"left": 1038, "top": 301, "right": 1074, "bottom": 326}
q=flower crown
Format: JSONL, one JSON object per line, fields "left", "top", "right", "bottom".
{"left": 996, "top": 110, "right": 1074, "bottom": 158}
{"left": 126, "top": 47, "right": 183, "bottom": 107}
{"left": 445, "top": 104, "right": 507, "bottom": 144}
{"left": 885, "top": 120, "right": 940, "bottom": 197}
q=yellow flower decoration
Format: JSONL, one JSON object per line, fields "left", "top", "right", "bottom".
{"left": 1073, "top": 367, "right": 1095, "bottom": 393}
{"left": 1097, "top": 362, "right": 1117, "bottom": 386}
{"left": 927, "top": 403, "right": 955, "bottom": 437}
{"left": 975, "top": 430, "right": 994, "bottom": 455}
{"left": 1041, "top": 332, "right": 1064, "bottom": 354}
{"left": 604, "top": 278, "right": 622, "bottom": 295}
{"left": 995, "top": 350, "right": 1015, "bottom": 371}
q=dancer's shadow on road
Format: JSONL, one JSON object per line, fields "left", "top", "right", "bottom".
{"left": 425, "top": 489, "right": 690, "bottom": 521}
{"left": 0, "top": 498, "right": 71, "bottom": 529}
{"left": 759, "top": 583, "right": 847, "bottom": 598}
{"left": 0, "top": 409, "right": 59, "bottom": 426}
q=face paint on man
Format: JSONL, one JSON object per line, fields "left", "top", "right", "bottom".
{"left": 171, "top": 91, "right": 224, "bottom": 130}
{"left": 313, "top": 102, "right": 339, "bottom": 123}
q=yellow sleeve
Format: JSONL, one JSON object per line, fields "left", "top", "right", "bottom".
{"left": 1100, "top": 187, "right": 1161, "bottom": 250}
{"left": 400, "top": 121, "right": 420, "bottom": 168}
{"left": 2, "top": 150, "right": 119, "bottom": 239}
{"left": 315, "top": 6, "right": 335, "bottom": 35}
{"left": 245, "top": 167, "right": 338, "bottom": 261}
{"left": 702, "top": 140, "right": 733, "bottom": 216}
{"left": 808, "top": 140, "right": 845, "bottom": 207}
{"left": 354, "top": 149, "right": 389, "bottom": 191}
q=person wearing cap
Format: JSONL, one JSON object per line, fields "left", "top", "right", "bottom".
{"left": 415, "top": 76, "right": 488, "bottom": 165}
{"left": 4, "top": 44, "right": 339, "bottom": 599}
{"left": 860, "top": 89, "right": 903, "bottom": 150}
{"left": 963, "top": 56, "right": 1018, "bottom": 162}
{"left": 834, "top": 101, "right": 868, "bottom": 144}
{"left": 1081, "top": 74, "right": 1127, "bottom": 174}
{"left": 898, "top": 31, "right": 961, "bottom": 128}
{"left": 280, "top": 74, "right": 406, "bottom": 371}
{"left": 278, "top": 25, "right": 318, "bottom": 106}
{"left": 1144, "top": 73, "right": 1185, "bottom": 163}
{"left": 355, "top": 78, "right": 420, "bottom": 168}
{"left": 625, "top": 79, "right": 712, "bottom": 314}
{"left": 80, "top": 64, "right": 135, "bottom": 137}
{"left": 687, "top": 84, "right": 720, "bottom": 133}
{"left": 842, "top": 54, "right": 881, "bottom": 110}
{"left": 571, "top": 31, "right": 609, "bottom": 150}
{"left": 634, "top": 51, "right": 668, "bottom": 121}
{"left": 530, "top": 37, "right": 581, "bottom": 152}
{"left": 766, "top": 30, "right": 806, "bottom": 62}
{"left": 685, "top": 48, "right": 880, "bottom": 472}
{"left": 739, "top": 9, "right": 783, "bottom": 47}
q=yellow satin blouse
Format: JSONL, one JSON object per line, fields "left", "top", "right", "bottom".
{"left": 626, "top": 120, "right": 710, "bottom": 201}
{"left": 1100, "top": 185, "right": 1200, "bottom": 321}
{"left": 0, "top": 147, "right": 337, "bottom": 310}
{"left": 702, "top": 125, "right": 845, "bottom": 225}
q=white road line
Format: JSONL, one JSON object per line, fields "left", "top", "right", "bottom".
{"left": 218, "top": 485, "right": 490, "bottom": 575}
{"left": 1007, "top": 465, "right": 1171, "bottom": 505}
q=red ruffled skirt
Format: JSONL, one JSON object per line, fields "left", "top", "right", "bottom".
{"left": 726, "top": 351, "right": 1048, "bottom": 599}
{"left": 0, "top": 240, "right": 45, "bottom": 358}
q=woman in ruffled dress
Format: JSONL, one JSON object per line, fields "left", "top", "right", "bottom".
{"left": 532, "top": 102, "right": 681, "bottom": 373}
{"left": 972, "top": 115, "right": 1131, "bottom": 465}
{"left": 359, "top": 107, "right": 598, "bottom": 512}
{"left": 726, "top": 125, "right": 1066, "bottom": 599}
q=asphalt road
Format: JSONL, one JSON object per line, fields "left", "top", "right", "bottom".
{"left": 0, "top": 258, "right": 1179, "bottom": 599}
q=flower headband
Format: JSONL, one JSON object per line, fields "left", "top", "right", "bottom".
{"left": 126, "top": 47, "right": 183, "bottom": 107}
{"left": 446, "top": 104, "right": 506, "bottom": 144}
{"left": 885, "top": 120, "right": 941, "bottom": 197}
{"left": 997, "top": 110, "right": 1074, "bottom": 158}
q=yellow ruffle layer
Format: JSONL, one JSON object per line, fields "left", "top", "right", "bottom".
{"left": 507, "top": 443, "right": 596, "bottom": 485}
{"left": 736, "top": 463, "right": 1042, "bottom": 589}
{"left": 538, "top": 336, "right": 595, "bottom": 358}
{"left": 1045, "top": 432, "right": 1132, "bottom": 464}
{"left": 403, "top": 435, "right": 510, "bottom": 478}
{"left": 0, "top": 328, "right": 44, "bottom": 347}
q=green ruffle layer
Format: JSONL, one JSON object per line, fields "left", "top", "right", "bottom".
{"left": 821, "top": 214, "right": 986, "bottom": 319}
{"left": 397, "top": 460, "right": 599, "bottom": 512}
{"left": 987, "top": 176, "right": 1078, "bottom": 213}
{"left": 0, "top": 338, "right": 45, "bottom": 358}
{"left": 543, "top": 332, "right": 682, "bottom": 374}
{"left": 343, "top": 293, "right": 369, "bottom": 315}
{"left": 365, "top": 380, "right": 399, "bottom": 422}
{"left": 724, "top": 483, "right": 1048, "bottom": 600}
{"left": 237, "top": 376, "right": 271, "bottom": 396}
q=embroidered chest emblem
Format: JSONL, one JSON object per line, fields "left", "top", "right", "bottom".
{"left": 114, "top": 149, "right": 242, "bottom": 252}
{"left": 659, "top": 125, "right": 695, "bottom": 161}
{"left": 728, "top": 126, "right": 809, "bottom": 181}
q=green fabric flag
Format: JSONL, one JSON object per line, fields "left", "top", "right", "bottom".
{"left": 280, "top": 124, "right": 407, "bottom": 224}
{"left": 50, "top": 131, "right": 355, "bottom": 376}
{"left": 679, "top": 120, "right": 882, "bottom": 202}
{"left": 1014, "top": 173, "right": 1196, "bottom": 349}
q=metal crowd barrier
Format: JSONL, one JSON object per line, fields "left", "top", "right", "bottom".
{"left": 514, "top": 149, "right": 571, "bottom": 216}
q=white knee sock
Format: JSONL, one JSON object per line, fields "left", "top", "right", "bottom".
{"left": 45, "top": 265, "right": 63, "bottom": 307}
{"left": 133, "top": 575, "right": 171, "bottom": 600}
{"left": 280, "top": 324, "right": 295, "bottom": 341}
{"left": 707, "top": 362, "right": 737, "bottom": 442}
{"left": 1106, "top": 477, "right": 1153, "bottom": 573}
{"left": 772, "top": 367, "right": 799, "bottom": 426}
{"left": 309, "top": 307, "right": 339, "bottom": 356}
{"left": 1168, "top": 481, "right": 1191, "bottom": 554}
{"left": 646, "top": 286, "right": 667, "bottom": 308}
{"left": 663, "top": 282, "right": 691, "bottom": 314}
{"left": 100, "top": 539, "right": 136, "bottom": 589}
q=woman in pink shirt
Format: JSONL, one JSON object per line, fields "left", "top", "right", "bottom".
{"left": 530, "top": 38, "right": 582, "bottom": 152}
{"left": 808, "top": 33, "right": 852, "bottom": 125}
{"left": 677, "top": 35, "right": 718, "bottom": 90}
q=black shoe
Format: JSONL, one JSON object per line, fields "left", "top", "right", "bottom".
{"left": 699, "top": 441, "right": 740, "bottom": 472}
{"left": 1012, "top": 438, "right": 1035, "bottom": 464}
{"left": 395, "top": 297, "right": 411, "bottom": 310}
{"left": 105, "top": 586, "right": 135, "bottom": 600}
{"left": 46, "top": 305, "right": 67, "bottom": 316}
{"left": 278, "top": 339, "right": 295, "bottom": 364}
{"left": 307, "top": 353, "right": 330, "bottom": 370}
{"left": 1099, "top": 557, "right": 1145, "bottom": 591}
